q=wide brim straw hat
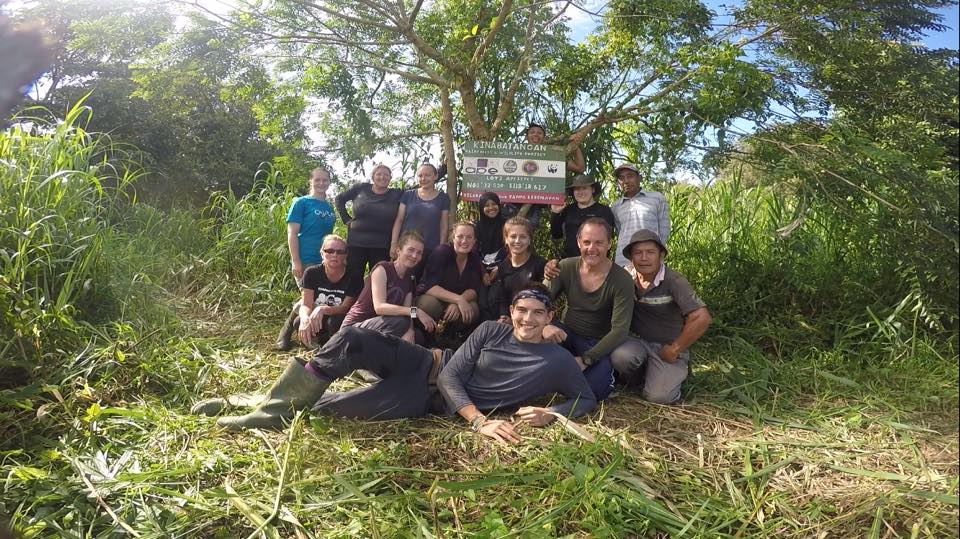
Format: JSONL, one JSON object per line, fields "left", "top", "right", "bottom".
{"left": 566, "top": 173, "right": 601, "bottom": 196}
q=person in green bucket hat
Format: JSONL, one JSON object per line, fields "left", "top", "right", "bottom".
{"left": 549, "top": 174, "right": 616, "bottom": 259}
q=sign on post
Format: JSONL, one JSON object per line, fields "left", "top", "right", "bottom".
{"left": 461, "top": 141, "right": 566, "bottom": 204}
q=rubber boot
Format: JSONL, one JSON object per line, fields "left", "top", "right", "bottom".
{"left": 216, "top": 359, "right": 329, "bottom": 431}
{"left": 190, "top": 394, "right": 262, "bottom": 417}
{"left": 274, "top": 308, "right": 299, "bottom": 351}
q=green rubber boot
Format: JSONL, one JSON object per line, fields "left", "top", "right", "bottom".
{"left": 216, "top": 359, "right": 329, "bottom": 431}
{"left": 190, "top": 394, "right": 263, "bottom": 417}
{"left": 274, "top": 307, "right": 300, "bottom": 351}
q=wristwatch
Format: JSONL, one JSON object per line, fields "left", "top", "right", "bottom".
{"left": 470, "top": 415, "right": 486, "bottom": 432}
{"left": 410, "top": 306, "right": 418, "bottom": 319}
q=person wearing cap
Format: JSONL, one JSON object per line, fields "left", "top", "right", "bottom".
{"left": 502, "top": 123, "right": 587, "bottom": 230}
{"left": 549, "top": 174, "right": 616, "bottom": 259}
{"left": 610, "top": 163, "right": 670, "bottom": 267}
{"left": 192, "top": 283, "right": 596, "bottom": 445}
{"left": 541, "top": 217, "right": 633, "bottom": 401}
{"left": 611, "top": 229, "right": 711, "bottom": 404}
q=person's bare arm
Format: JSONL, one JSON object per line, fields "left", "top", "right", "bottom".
{"left": 287, "top": 222, "right": 303, "bottom": 278}
{"left": 298, "top": 288, "right": 319, "bottom": 342}
{"left": 370, "top": 266, "right": 409, "bottom": 317}
{"left": 439, "top": 210, "right": 449, "bottom": 245}
{"left": 456, "top": 404, "right": 522, "bottom": 445}
{"left": 659, "top": 307, "right": 712, "bottom": 362}
{"left": 390, "top": 203, "right": 406, "bottom": 256}
{"left": 566, "top": 147, "right": 585, "bottom": 174}
{"left": 322, "top": 296, "right": 356, "bottom": 316}
{"left": 424, "top": 285, "right": 465, "bottom": 304}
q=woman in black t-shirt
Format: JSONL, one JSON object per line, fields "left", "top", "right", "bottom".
{"left": 275, "top": 235, "right": 361, "bottom": 350}
{"left": 335, "top": 164, "right": 403, "bottom": 286}
{"left": 488, "top": 217, "right": 546, "bottom": 321}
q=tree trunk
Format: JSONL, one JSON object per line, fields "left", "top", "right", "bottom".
{"left": 439, "top": 87, "right": 459, "bottom": 216}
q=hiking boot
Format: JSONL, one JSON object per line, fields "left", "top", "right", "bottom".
{"left": 217, "top": 359, "right": 329, "bottom": 431}
{"left": 274, "top": 308, "right": 300, "bottom": 351}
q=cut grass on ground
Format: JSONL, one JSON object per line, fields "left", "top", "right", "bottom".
{"left": 4, "top": 304, "right": 958, "bottom": 538}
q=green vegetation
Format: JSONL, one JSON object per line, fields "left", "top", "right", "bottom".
{"left": 3, "top": 0, "right": 957, "bottom": 535}
{"left": 1, "top": 106, "right": 956, "bottom": 537}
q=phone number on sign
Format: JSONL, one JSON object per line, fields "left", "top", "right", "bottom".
{"left": 463, "top": 181, "right": 549, "bottom": 191}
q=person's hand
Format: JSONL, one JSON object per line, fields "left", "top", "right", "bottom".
{"left": 541, "top": 325, "right": 567, "bottom": 344}
{"left": 291, "top": 262, "right": 304, "bottom": 279}
{"left": 515, "top": 406, "right": 555, "bottom": 427}
{"left": 478, "top": 419, "right": 523, "bottom": 445}
{"left": 659, "top": 343, "right": 681, "bottom": 363}
{"left": 544, "top": 259, "right": 560, "bottom": 279}
{"left": 389, "top": 243, "right": 398, "bottom": 259}
{"left": 443, "top": 302, "right": 461, "bottom": 322}
{"left": 457, "top": 298, "right": 475, "bottom": 324}
{"left": 574, "top": 356, "right": 587, "bottom": 371}
{"left": 550, "top": 204, "right": 565, "bottom": 214}
{"left": 417, "top": 309, "right": 437, "bottom": 332}
{"left": 497, "top": 315, "right": 511, "bottom": 325}
{"left": 308, "top": 308, "right": 325, "bottom": 330}
{"left": 297, "top": 315, "right": 315, "bottom": 345}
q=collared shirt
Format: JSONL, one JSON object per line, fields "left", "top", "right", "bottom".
{"left": 624, "top": 262, "right": 666, "bottom": 288}
{"left": 611, "top": 190, "right": 670, "bottom": 267}
{"left": 629, "top": 265, "right": 705, "bottom": 344}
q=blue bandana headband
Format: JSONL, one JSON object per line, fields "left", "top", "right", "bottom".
{"left": 512, "top": 289, "right": 553, "bottom": 309}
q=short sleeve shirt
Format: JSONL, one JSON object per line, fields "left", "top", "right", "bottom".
{"left": 630, "top": 266, "right": 705, "bottom": 343}
{"left": 337, "top": 184, "right": 402, "bottom": 248}
{"left": 400, "top": 190, "right": 450, "bottom": 252}
{"left": 286, "top": 197, "right": 336, "bottom": 265}
{"left": 301, "top": 264, "right": 362, "bottom": 308}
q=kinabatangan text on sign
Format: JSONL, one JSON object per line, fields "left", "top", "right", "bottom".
{"left": 461, "top": 141, "right": 566, "bottom": 204}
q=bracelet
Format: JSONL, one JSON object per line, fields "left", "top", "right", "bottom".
{"left": 469, "top": 415, "right": 486, "bottom": 432}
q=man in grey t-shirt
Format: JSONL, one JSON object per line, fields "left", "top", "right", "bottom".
{"left": 610, "top": 229, "right": 712, "bottom": 404}
{"left": 196, "top": 285, "right": 596, "bottom": 444}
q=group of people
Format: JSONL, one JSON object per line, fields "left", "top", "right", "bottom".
{"left": 192, "top": 125, "right": 711, "bottom": 444}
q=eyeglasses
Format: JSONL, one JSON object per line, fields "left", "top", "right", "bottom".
{"left": 322, "top": 249, "right": 347, "bottom": 255}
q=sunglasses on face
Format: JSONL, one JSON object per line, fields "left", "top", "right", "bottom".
{"left": 323, "top": 248, "right": 347, "bottom": 255}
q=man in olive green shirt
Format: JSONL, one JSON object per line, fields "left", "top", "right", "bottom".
{"left": 543, "top": 217, "right": 634, "bottom": 400}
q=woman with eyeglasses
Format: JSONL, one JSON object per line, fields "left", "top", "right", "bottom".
{"left": 276, "top": 235, "right": 361, "bottom": 350}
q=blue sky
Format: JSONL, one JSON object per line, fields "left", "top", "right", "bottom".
{"left": 567, "top": 2, "right": 959, "bottom": 49}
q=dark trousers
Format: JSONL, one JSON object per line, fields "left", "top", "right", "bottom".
{"left": 346, "top": 245, "right": 390, "bottom": 287}
{"left": 551, "top": 321, "right": 616, "bottom": 401}
{"left": 308, "top": 326, "right": 438, "bottom": 419}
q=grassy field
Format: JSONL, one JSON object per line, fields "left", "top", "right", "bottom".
{"left": 1, "top": 108, "right": 957, "bottom": 537}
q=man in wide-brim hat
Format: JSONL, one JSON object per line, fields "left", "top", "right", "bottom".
{"left": 550, "top": 173, "right": 616, "bottom": 259}
{"left": 610, "top": 229, "right": 711, "bottom": 404}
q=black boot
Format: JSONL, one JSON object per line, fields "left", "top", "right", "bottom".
{"left": 274, "top": 308, "right": 299, "bottom": 351}
{"left": 217, "top": 359, "right": 329, "bottom": 431}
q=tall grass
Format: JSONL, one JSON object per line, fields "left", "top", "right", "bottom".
{"left": 1, "top": 103, "right": 137, "bottom": 368}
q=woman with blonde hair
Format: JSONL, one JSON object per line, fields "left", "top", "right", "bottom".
{"left": 275, "top": 234, "right": 361, "bottom": 350}
{"left": 391, "top": 163, "right": 449, "bottom": 278}
{"left": 287, "top": 167, "right": 336, "bottom": 282}
{"left": 335, "top": 163, "right": 403, "bottom": 287}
